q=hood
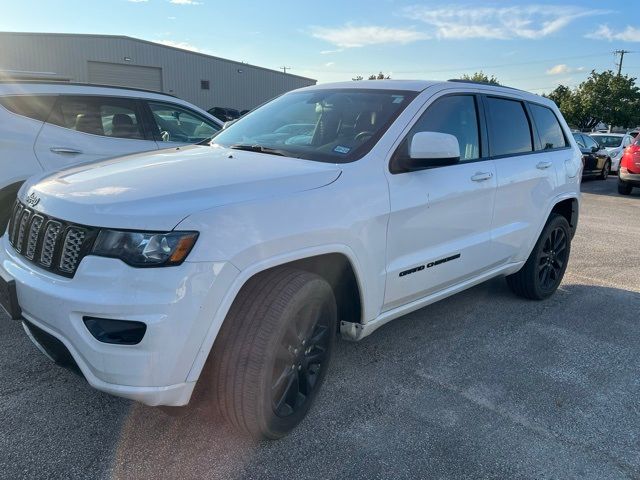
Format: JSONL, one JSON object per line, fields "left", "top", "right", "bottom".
{"left": 604, "top": 146, "right": 621, "bottom": 154}
{"left": 21, "top": 145, "right": 342, "bottom": 231}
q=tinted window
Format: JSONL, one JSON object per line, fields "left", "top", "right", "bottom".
{"left": 400, "top": 95, "right": 480, "bottom": 162}
{"left": 584, "top": 135, "right": 599, "bottom": 150}
{"left": 486, "top": 97, "right": 532, "bottom": 156}
{"left": 149, "top": 102, "right": 221, "bottom": 143}
{"left": 572, "top": 133, "right": 586, "bottom": 148}
{"left": 591, "top": 135, "right": 622, "bottom": 148}
{"left": 0, "top": 95, "right": 57, "bottom": 122}
{"left": 529, "top": 104, "right": 566, "bottom": 150}
{"left": 48, "top": 96, "right": 145, "bottom": 139}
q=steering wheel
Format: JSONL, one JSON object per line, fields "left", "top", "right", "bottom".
{"left": 355, "top": 131, "right": 374, "bottom": 142}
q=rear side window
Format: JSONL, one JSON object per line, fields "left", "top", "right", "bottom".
{"left": 485, "top": 97, "right": 533, "bottom": 157}
{"left": 0, "top": 95, "right": 57, "bottom": 122}
{"left": 48, "top": 96, "right": 145, "bottom": 140}
{"left": 148, "top": 101, "right": 220, "bottom": 143}
{"left": 529, "top": 104, "right": 567, "bottom": 150}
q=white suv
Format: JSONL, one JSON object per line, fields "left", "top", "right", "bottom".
{"left": 0, "top": 82, "right": 222, "bottom": 232}
{"left": 0, "top": 80, "right": 581, "bottom": 439}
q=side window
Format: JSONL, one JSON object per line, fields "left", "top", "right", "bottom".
{"left": 623, "top": 136, "right": 631, "bottom": 147}
{"left": 0, "top": 95, "right": 57, "bottom": 122}
{"left": 48, "top": 96, "right": 145, "bottom": 139}
{"left": 148, "top": 102, "right": 220, "bottom": 143}
{"left": 529, "top": 103, "right": 567, "bottom": 150}
{"left": 399, "top": 95, "right": 480, "bottom": 162}
{"left": 485, "top": 97, "right": 533, "bottom": 156}
{"left": 584, "top": 135, "right": 598, "bottom": 150}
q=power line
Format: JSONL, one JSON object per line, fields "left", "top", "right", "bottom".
{"left": 280, "top": 66, "right": 292, "bottom": 74}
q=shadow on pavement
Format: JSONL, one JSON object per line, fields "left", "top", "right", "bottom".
{"left": 111, "top": 279, "right": 640, "bottom": 480}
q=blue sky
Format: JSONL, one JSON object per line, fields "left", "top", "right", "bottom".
{"left": 2, "top": 0, "right": 640, "bottom": 92}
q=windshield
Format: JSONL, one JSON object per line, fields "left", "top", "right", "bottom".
{"left": 210, "top": 89, "right": 417, "bottom": 163}
{"left": 591, "top": 135, "right": 622, "bottom": 147}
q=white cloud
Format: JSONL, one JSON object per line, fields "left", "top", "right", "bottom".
{"left": 404, "top": 5, "right": 608, "bottom": 40}
{"left": 320, "top": 48, "right": 344, "bottom": 55}
{"left": 546, "top": 64, "right": 585, "bottom": 75}
{"left": 127, "top": 0, "right": 148, "bottom": 2}
{"left": 310, "top": 24, "right": 429, "bottom": 48}
{"left": 324, "top": 62, "right": 335, "bottom": 67}
{"left": 167, "top": 16, "right": 176, "bottom": 20}
{"left": 169, "top": 0, "right": 201, "bottom": 5}
{"left": 586, "top": 25, "right": 640, "bottom": 42}
{"left": 156, "top": 40, "right": 205, "bottom": 53}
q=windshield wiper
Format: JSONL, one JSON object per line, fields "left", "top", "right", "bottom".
{"left": 230, "top": 144, "right": 287, "bottom": 156}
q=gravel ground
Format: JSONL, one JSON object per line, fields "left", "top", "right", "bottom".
{"left": 1, "top": 177, "right": 639, "bottom": 480}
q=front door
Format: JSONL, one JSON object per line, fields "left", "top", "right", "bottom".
{"left": 383, "top": 94, "right": 498, "bottom": 311}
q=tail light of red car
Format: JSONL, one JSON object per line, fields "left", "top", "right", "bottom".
{"left": 621, "top": 144, "right": 640, "bottom": 174}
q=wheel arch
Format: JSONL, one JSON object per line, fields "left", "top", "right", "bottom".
{"left": 550, "top": 196, "right": 579, "bottom": 238}
{"left": 186, "top": 245, "right": 366, "bottom": 385}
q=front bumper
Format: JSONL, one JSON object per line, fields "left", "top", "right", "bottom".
{"left": 0, "top": 234, "right": 239, "bottom": 406}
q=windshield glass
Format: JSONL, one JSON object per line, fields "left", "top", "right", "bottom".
{"left": 210, "top": 89, "right": 417, "bottom": 163}
{"left": 591, "top": 135, "right": 622, "bottom": 147}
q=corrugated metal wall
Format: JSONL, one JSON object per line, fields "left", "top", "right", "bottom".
{"left": 0, "top": 32, "right": 316, "bottom": 110}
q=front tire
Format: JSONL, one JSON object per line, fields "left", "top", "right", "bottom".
{"left": 209, "top": 268, "right": 337, "bottom": 439}
{"left": 506, "top": 214, "right": 571, "bottom": 300}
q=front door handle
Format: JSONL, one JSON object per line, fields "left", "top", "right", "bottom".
{"left": 471, "top": 172, "right": 493, "bottom": 182}
{"left": 536, "top": 161, "right": 553, "bottom": 170}
{"left": 50, "top": 147, "right": 83, "bottom": 155}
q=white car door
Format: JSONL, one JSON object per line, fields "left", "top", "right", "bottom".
{"left": 145, "top": 100, "right": 222, "bottom": 148}
{"left": 383, "top": 93, "right": 498, "bottom": 311}
{"left": 489, "top": 98, "right": 563, "bottom": 264}
{"left": 34, "top": 95, "right": 159, "bottom": 171}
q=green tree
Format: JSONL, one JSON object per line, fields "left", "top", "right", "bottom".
{"left": 546, "top": 70, "right": 640, "bottom": 130}
{"left": 460, "top": 71, "right": 500, "bottom": 85}
{"left": 353, "top": 72, "right": 390, "bottom": 81}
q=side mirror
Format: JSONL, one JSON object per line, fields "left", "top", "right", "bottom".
{"left": 591, "top": 145, "right": 599, "bottom": 153}
{"left": 403, "top": 132, "right": 460, "bottom": 171}
{"left": 223, "top": 120, "right": 237, "bottom": 129}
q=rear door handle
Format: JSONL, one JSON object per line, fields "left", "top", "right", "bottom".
{"left": 536, "top": 161, "right": 553, "bottom": 170}
{"left": 50, "top": 147, "right": 83, "bottom": 155}
{"left": 471, "top": 172, "right": 493, "bottom": 182}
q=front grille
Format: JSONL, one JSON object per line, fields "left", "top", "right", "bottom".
{"left": 7, "top": 201, "right": 98, "bottom": 278}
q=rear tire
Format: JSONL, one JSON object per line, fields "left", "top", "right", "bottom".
{"left": 599, "top": 160, "right": 611, "bottom": 180}
{"left": 506, "top": 214, "right": 571, "bottom": 300}
{"left": 209, "top": 267, "right": 337, "bottom": 439}
{"left": 618, "top": 182, "right": 633, "bottom": 195}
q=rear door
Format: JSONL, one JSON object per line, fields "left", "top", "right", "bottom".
{"left": 34, "top": 95, "right": 158, "bottom": 171}
{"left": 383, "top": 93, "right": 498, "bottom": 310}
{"left": 490, "top": 98, "right": 567, "bottom": 263}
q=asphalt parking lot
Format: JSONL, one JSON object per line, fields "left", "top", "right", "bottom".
{"left": 1, "top": 177, "right": 639, "bottom": 480}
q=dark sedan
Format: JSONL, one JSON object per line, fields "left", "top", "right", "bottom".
{"left": 572, "top": 132, "right": 612, "bottom": 180}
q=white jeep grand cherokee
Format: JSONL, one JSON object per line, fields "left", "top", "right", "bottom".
{"left": 0, "top": 80, "right": 581, "bottom": 439}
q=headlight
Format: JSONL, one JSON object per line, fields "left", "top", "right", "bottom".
{"left": 92, "top": 230, "right": 198, "bottom": 267}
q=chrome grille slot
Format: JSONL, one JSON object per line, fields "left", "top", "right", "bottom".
{"left": 40, "top": 221, "right": 62, "bottom": 268}
{"left": 7, "top": 201, "right": 97, "bottom": 278}
{"left": 59, "top": 228, "right": 86, "bottom": 273}
{"left": 25, "top": 215, "right": 44, "bottom": 260}
{"left": 15, "top": 209, "right": 32, "bottom": 253}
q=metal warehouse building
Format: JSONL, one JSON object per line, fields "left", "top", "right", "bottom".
{"left": 0, "top": 32, "right": 316, "bottom": 111}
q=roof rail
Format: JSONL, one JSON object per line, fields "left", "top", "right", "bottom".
{"left": 0, "top": 80, "right": 177, "bottom": 98}
{"left": 446, "top": 79, "right": 525, "bottom": 92}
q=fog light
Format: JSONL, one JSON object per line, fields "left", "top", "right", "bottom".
{"left": 83, "top": 317, "right": 147, "bottom": 345}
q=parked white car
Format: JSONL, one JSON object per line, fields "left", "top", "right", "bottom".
{"left": 0, "top": 80, "right": 581, "bottom": 439}
{"left": 589, "top": 133, "right": 634, "bottom": 172}
{"left": 0, "top": 82, "right": 223, "bottom": 232}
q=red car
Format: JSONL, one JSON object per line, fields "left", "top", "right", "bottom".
{"left": 618, "top": 137, "right": 640, "bottom": 195}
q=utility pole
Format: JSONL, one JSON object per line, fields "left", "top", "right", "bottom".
{"left": 280, "top": 66, "right": 292, "bottom": 74}
{"left": 614, "top": 50, "right": 631, "bottom": 76}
